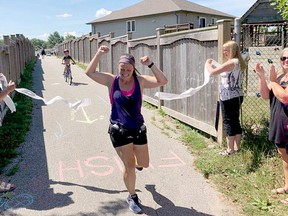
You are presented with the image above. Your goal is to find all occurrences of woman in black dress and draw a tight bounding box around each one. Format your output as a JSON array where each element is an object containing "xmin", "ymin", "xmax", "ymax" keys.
[{"xmin": 255, "ymin": 48, "xmax": 288, "ymax": 197}]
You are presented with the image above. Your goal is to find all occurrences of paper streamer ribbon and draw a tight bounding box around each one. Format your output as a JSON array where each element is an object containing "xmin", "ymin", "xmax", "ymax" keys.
[
  {"xmin": 0, "ymin": 74, "xmax": 91, "ymax": 112},
  {"xmin": 155, "ymin": 60, "xmax": 220, "ymax": 101}
]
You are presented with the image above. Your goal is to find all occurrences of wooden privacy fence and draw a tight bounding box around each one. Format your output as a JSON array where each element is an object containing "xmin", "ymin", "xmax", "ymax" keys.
[
  {"xmin": 0, "ymin": 34, "xmax": 35, "ymax": 122},
  {"xmin": 58, "ymin": 20, "xmax": 232, "ymax": 142}
]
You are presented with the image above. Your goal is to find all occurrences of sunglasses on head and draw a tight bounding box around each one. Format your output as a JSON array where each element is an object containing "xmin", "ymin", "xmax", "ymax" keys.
[{"xmin": 280, "ymin": 56, "xmax": 288, "ymax": 61}]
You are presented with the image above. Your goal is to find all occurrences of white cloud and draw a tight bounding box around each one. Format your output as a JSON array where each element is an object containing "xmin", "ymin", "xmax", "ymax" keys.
[
  {"xmin": 36, "ymin": 33, "xmax": 50, "ymax": 40},
  {"xmin": 95, "ymin": 8, "xmax": 111, "ymax": 18},
  {"xmin": 64, "ymin": 31, "xmax": 87, "ymax": 37},
  {"xmin": 64, "ymin": 32, "xmax": 76, "ymax": 36},
  {"xmin": 56, "ymin": 13, "xmax": 72, "ymax": 18}
]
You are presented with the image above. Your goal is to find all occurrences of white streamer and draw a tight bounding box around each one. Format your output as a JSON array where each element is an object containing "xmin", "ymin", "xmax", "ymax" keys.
[
  {"xmin": 0, "ymin": 74, "xmax": 91, "ymax": 112},
  {"xmin": 15, "ymin": 88, "xmax": 91, "ymax": 110},
  {"xmin": 155, "ymin": 60, "xmax": 220, "ymax": 101},
  {"xmin": 3, "ymin": 96, "xmax": 16, "ymax": 112}
]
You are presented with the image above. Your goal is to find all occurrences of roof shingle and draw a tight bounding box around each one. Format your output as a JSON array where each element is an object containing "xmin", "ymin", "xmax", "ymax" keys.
[{"xmin": 87, "ymin": 0, "xmax": 235, "ymax": 24}]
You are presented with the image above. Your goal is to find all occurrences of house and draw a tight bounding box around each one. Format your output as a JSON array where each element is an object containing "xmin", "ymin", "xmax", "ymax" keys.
[
  {"xmin": 240, "ymin": 0, "xmax": 287, "ymax": 47},
  {"xmin": 87, "ymin": 0, "xmax": 235, "ymax": 38},
  {"xmin": 240, "ymin": 0, "xmax": 284, "ymax": 24}
]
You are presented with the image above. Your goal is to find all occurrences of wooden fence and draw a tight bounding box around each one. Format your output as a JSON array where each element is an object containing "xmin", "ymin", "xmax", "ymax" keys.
[
  {"xmin": 0, "ymin": 34, "xmax": 35, "ymax": 123},
  {"xmin": 58, "ymin": 20, "xmax": 233, "ymax": 143}
]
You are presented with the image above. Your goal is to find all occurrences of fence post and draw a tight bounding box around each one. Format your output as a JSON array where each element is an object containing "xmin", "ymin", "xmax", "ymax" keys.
[
  {"xmin": 234, "ymin": 18, "xmax": 241, "ymax": 46},
  {"xmin": 216, "ymin": 19, "xmax": 233, "ymax": 144},
  {"xmin": 9, "ymin": 35, "xmax": 17, "ymax": 83},
  {"xmin": 156, "ymin": 28, "xmax": 165, "ymax": 108},
  {"xmin": 281, "ymin": 25, "xmax": 285, "ymax": 49},
  {"xmin": 127, "ymin": 32, "xmax": 132, "ymax": 54},
  {"xmin": 109, "ymin": 32, "xmax": 115, "ymax": 73},
  {"xmin": 3, "ymin": 36, "xmax": 11, "ymax": 81},
  {"xmin": 95, "ymin": 32, "xmax": 100, "ymax": 55},
  {"xmin": 14, "ymin": 35, "xmax": 21, "ymax": 81}
]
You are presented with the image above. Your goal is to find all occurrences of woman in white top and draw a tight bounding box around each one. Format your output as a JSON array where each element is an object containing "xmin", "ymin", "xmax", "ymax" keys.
[{"xmin": 206, "ymin": 40, "xmax": 246, "ymax": 156}]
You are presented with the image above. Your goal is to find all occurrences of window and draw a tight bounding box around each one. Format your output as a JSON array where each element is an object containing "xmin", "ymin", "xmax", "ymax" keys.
[
  {"xmin": 211, "ymin": 18, "xmax": 217, "ymax": 25},
  {"xmin": 92, "ymin": 25, "xmax": 96, "ymax": 34},
  {"xmin": 126, "ymin": 20, "xmax": 136, "ymax": 32},
  {"xmin": 199, "ymin": 17, "xmax": 206, "ymax": 28}
]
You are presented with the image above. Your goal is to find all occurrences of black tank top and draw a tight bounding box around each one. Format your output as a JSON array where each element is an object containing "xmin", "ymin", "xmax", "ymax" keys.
[{"xmin": 269, "ymin": 74, "xmax": 288, "ymax": 145}]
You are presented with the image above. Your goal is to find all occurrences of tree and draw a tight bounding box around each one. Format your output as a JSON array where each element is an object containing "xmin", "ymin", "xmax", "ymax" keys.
[
  {"xmin": 30, "ymin": 38, "xmax": 46, "ymax": 50},
  {"xmin": 47, "ymin": 31, "xmax": 64, "ymax": 48},
  {"xmin": 64, "ymin": 34, "xmax": 76, "ymax": 42},
  {"xmin": 270, "ymin": 0, "xmax": 288, "ymax": 19}
]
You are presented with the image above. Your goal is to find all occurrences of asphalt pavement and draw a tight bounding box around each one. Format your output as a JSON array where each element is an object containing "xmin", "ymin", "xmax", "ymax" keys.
[{"xmin": 0, "ymin": 56, "xmax": 240, "ymax": 216}]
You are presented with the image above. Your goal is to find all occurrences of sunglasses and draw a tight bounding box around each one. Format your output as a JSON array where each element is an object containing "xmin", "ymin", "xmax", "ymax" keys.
[
  {"xmin": 280, "ymin": 56, "xmax": 288, "ymax": 61},
  {"xmin": 281, "ymin": 81, "xmax": 288, "ymax": 87}
]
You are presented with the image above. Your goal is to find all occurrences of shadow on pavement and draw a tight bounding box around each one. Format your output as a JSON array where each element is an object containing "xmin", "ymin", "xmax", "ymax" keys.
[
  {"xmin": 0, "ymin": 59, "xmax": 73, "ymax": 213},
  {"xmin": 95, "ymin": 184, "xmax": 213, "ymax": 216},
  {"xmin": 50, "ymin": 179, "xmax": 127, "ymax": 194},
  {"xmin": 143, "ymin": 184, "xmax": 213, "ymax": 216},
  {"xmin": 71, "ymin": 82, "xmax": 88, "ymax": 86}
]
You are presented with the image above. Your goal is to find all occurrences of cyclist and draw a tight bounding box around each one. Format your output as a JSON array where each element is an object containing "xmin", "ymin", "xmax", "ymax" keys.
[{"xmin": 62, "ymin": 49, "xmax": 76, "ymax": 81}]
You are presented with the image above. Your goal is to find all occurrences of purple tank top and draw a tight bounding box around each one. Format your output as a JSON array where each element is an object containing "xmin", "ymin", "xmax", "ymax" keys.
[{"xmin": 110, "ymin": 75, "xmax": 144, "ymax": 130}]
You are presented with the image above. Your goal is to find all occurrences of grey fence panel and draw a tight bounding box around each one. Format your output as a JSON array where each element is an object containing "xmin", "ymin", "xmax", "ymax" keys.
[
  {"xmin": 74, "ymin": 41, "xmax": 79, "ymax": 62},
  {"xmin": 83, "ymin": 37, "xmax": 90, "ymax": 64},
  {"xmin": 161, "ymin": 39, "xmax": 218, "ymax": 133},
  {"xmin": 112, "ymin": 41, "xmax": 127, "ymax": 75},
  {"xmin": 78, "ymin": 39, "xmax": 84, "ymax": 63},
  {"xmin": 70, "ymin": 41, "xmax": 74, "ymax": 60},
  {"xmin": 90, "ymin": 39, "xmax": 98, "ymax": 61},
  {"xmin": 98, "ymin": 40, "xmax": 110, "ymax": 72}
]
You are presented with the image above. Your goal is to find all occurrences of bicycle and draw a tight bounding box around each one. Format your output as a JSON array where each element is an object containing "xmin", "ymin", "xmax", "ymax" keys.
[{"xmin": 63, "ymin": 63, "xmax": 75, "ymax": 85}]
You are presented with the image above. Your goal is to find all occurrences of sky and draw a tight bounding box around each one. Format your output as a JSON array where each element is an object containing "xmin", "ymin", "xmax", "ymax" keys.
[{"xmin": 0, "ymin": 0, "xmax": 257, "ymax": 41}]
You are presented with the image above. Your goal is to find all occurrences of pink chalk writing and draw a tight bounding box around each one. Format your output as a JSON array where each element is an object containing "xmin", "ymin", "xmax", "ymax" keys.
[
  {"xmin": 84, "ymin": 156, "xmax": 114, "ymax": 176},
  {"xmin": 58, "ymin": 150, "xmax": 186, "ymax": 181},
  {"xmin": 158, "ymin": 150, "xmax": 186, "ymax": 167},
  {"xmin": 59, "ymin": 160, "xmax": 84, "ymax": 181}
]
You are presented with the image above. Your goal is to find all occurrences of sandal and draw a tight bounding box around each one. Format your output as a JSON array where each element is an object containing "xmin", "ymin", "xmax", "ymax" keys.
[
  {"xmin": 271, "ymin": 188, "xmax": 288, "ymax": 194},
  {"xmin": 0, "ymin": 181, "xmax": 16, "ymax": 193},
  {"xmin": 219, "ymin": 149, "xmax": 235, "ymax": 156}
]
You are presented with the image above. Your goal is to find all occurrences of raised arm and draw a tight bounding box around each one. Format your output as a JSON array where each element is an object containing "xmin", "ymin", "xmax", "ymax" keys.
[
  {"xmin": 206, "ymin": 58, "xmax": 236, "ymax": 75},
  {"xmin": 85, "ymin": 45, "xmax": 114, "ymax": 87},
  {"xmin": 139, "ymin": 56, "xmax": 168, "ymax": 89},
  {"xmin": 0, "ymin": 80, "xmax": 16, "ymax": 101},
  {"xmin": 255, "ymin": 63, "xmax": 270, "ymax": 100},
  {"xmin": 267, "ymin": 64, "xmax": 288, "ymax": 104}
]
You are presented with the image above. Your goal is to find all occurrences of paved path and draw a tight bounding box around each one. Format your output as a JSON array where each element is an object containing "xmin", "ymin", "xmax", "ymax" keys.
[{"xmin": 0, "ymin": 56, "xmax": 240, "ymax": 216}]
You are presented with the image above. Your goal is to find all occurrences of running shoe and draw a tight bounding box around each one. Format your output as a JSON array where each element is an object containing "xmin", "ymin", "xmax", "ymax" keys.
[{"xmin": 127, "ymin": 194, "xmax": 143, "ymax": 214}]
